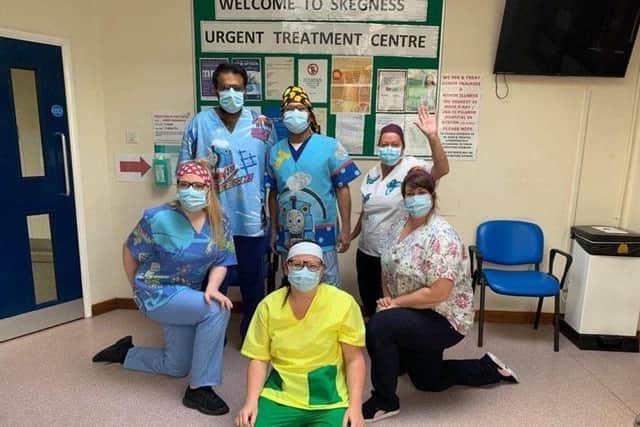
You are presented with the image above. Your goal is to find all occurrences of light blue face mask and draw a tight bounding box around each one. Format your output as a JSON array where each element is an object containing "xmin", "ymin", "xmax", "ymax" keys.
[
  {"xmin": 218, "ymin": 88, "xmax": 244, "ymax": 114},
  {"xmin": 378, "ymin": 146, "xmax": 402, "ymax": 166},
  {"xmin": 177, "ymin": 187, "xmax": 208, "ymax": 212},
  {"xmin": 404, "ymin": 194, "xmax": 433, "ymax": 218},
  {"xmin": 283, "ymin": 110, "xmax": 310, "ymax": 134},
  {"xmin": 288, "ymin": 267, "xmax": 320, "ymax": 292}
]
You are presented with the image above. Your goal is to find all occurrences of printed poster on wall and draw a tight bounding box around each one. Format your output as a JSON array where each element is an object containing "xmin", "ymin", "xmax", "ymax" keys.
[
  {"xmin": 335, "ymin": 113, "xmax": 365, "ymax": 154},
  {"xmin": 200, "ymin": 57, "xmax": 228, "ymax": 100},
  {"xmin": 406, "ymin": 68, "xmax": 438, "ymax": 112},
  {"xmin": 330, "ymin": 56, "xmax": 373, "ymax": 114},
  {"xmin": 438, "ymin": 74, "xmax": 480, "ymax": 160},
  {"xmin": 298, "ymin": 59, "xmax": 328, "ymax": 103},
  {"xmin": 231, "ymin": 58, "xmax": 262, "ymax": 100},
  {"xmin": 377, "ymin": 69, "xmax": 407, "ymax": 112},
  {"xmin": 265, "ymin": 57, "xmax": 294, "ymax": 100}
]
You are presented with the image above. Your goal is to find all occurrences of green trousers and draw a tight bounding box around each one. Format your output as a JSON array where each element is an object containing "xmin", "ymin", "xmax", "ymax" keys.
[{"xmin": 254, "ymin": 397, "xmax": 347, "ymax": 427}]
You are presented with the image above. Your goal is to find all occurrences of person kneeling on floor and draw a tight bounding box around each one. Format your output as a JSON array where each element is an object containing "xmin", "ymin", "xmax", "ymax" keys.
[
  {"xmin": 362, "ymin": 167, "xmax": 519, "ymax": 423},
  {"xmin": 92, "ymin": 160, "xmax": 236, "ymax": 416}
]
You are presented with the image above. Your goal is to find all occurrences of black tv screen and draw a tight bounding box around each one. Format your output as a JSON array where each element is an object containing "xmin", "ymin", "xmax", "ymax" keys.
[{"xmin": 494, "ymin": 0, "xmax": 640, "ymax": 77}]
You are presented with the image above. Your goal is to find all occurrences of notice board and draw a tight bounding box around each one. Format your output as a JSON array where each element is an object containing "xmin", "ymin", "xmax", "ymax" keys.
[{"xmin": 193, "ymin": 0, "xmax": 444, "ymax": 157}]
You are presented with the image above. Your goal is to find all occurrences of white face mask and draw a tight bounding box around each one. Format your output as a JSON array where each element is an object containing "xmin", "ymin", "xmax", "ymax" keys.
[
  {"xmin": 283, "ymin": 110, "xmax": 309, "ymax": 134},
  {"xmin": 218, "ymin": 88, "xmax": 244, "ymax": 114}
]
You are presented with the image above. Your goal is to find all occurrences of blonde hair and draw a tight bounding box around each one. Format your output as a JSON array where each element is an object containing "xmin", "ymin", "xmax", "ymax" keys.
[{"xmin": 173, "ymin": 160, "xmax": 225, "ymax": 244}]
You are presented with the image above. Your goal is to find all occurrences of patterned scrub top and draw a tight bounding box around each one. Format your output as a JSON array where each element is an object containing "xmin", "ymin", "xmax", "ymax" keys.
[
  {"xmin": 178, "ymin": 108, "xmax": 278, "ymax": 237},
  {"xmin": 126, "ymin": 204, "xmax": 237, "ymax": 312},
  {"xmin": 381, "ymin": 214, "xmax": 474, "ymax": 335},
  {"xmin": 265, "ymin": 134, "xmax": 360, "ymax": 252}
]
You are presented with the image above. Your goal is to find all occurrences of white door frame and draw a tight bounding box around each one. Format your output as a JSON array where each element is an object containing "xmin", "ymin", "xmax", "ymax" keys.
[{"xmin": 0, "ymin": 27, "xmax": 93, "ymax": 317}]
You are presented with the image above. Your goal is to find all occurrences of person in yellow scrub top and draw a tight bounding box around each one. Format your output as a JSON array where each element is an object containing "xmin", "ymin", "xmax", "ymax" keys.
[{"xmin": 235, "ymin": 240, "xmax": 366, "ymax": 427}]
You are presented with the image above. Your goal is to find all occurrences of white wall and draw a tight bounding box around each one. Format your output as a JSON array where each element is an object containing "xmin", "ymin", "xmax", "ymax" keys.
[{"xmin": 3, "ymin": 0, "xmax": 640, "ymax": 315}]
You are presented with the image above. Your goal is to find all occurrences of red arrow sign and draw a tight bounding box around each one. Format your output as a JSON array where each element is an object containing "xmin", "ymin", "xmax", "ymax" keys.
[{"xmin": 119, "ymin": 157, "xmax": 151, "ymax": 176}]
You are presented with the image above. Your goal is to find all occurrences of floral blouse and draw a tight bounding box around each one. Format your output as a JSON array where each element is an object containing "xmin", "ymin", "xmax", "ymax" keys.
[{"xmin": 381, "ymin": 214, "xmax": 474, "ymax": 335}]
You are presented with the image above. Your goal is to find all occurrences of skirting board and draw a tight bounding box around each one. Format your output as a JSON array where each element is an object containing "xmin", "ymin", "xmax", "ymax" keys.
[{"xmin": 92, "ymin": 298, "xmax": 556, "ymax": 324}]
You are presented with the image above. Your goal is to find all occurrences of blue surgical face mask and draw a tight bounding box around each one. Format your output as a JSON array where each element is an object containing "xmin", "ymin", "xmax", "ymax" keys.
[
  {"xmin": 288, "ymin": 267, "xmax": 320, "ymax": 292},
  {"xmin": 404, "ymin": 194, "xmax": 433, "ymax": 218},
  {"xmin": 378, "ymin": 146, "xmax": 402, "ymax": 166},
  {"xmin": 177, "ymin": 187, "xmax": 208, "ymax": 212},
  {"xmin": 283, "ymin": 110, "xmax": 310, "ymax": 134},
  {"xmin": 218, "ymin": 88, "xmax": 244, "ymax": 114}
]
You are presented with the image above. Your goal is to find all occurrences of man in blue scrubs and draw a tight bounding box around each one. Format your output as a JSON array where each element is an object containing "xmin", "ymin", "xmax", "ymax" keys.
[{"xmin": 178, "ymin": 63, "xmax": 278, "ymax": 338}]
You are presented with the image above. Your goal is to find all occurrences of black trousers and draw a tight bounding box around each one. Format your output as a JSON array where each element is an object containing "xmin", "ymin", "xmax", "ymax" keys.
[
  {"xmin": 356, "ymin": 249, "xmax": 383, "ymax": 317},
  {"xmin": 366, "ymin": 308, "xmax": 502, "ymax": 410}
]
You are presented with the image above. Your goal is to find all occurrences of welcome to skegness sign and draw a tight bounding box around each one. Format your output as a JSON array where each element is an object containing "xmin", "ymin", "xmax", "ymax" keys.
[
  {"xmin": 201, "ymin": 21, "xmax": 439, "ymax": 58},
  {"xmin": 214, "ymin": 0, "xmax": 428, "ymax": 21}
]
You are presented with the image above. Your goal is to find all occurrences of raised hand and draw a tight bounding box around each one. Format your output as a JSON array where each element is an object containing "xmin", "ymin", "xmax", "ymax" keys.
[{"xmin": 414, "ymin": 104, "xmax": 438, "ymax": 138}]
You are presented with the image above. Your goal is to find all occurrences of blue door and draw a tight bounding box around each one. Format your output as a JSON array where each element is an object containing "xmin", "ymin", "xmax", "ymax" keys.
[{"xmin": 0, "ymin": 37, "xmax": 83, "ymax": 340}]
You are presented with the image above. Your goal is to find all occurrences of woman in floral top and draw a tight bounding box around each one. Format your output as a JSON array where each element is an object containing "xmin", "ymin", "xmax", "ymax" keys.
[
  {"xmin": 362, "ymin": 167, "xmax": 519, "ymax": 423},
  {"xmin": 92, "ymin": 161, "xmax": 236, "ymax": 416}
]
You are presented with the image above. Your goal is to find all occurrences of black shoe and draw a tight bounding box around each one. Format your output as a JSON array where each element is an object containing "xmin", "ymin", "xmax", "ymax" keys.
[
  {"xmin": 183, "ymin": 386, "xmax": 230, "ymax": 416},
  {"xmin": 484, "ymin": 352, "xmax": 519, "ymax": 383},
  {"xmin": 92, "ymin": 336, "xmax": 133, "ymax": 364},
  {"xmin": 362, "ymin": 396, "xmax": 400, "ymax": 423}
]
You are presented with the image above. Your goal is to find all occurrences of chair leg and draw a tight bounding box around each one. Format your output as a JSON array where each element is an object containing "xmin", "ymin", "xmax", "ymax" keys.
[
  {"xmin": 534, "ymin": 297, "xmax": 544, "ymax": 330},
  {"xmin": 478, "ymin": 281, "xmax": 486, "ymax": 347},
  {"xmin": 554, "ymin": 293, "xmax": 560, "ymax": 352}
]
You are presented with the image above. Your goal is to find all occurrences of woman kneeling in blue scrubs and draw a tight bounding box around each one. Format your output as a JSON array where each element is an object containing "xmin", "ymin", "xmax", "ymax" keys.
[{"xmin": 93, "ymin": 160, "xmax": 237, "ymax": 416}]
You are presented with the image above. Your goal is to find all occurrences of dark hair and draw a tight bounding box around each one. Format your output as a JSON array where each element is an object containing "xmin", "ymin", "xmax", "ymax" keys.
[
  {"xmin": 212, "ymin": 62, "xmax": 248, "ymax": 89},
  {"xmin": 378, "ymin": 123, "xmax": 405, "ymax": 148},
  {"xmin": 401, "ymin": 167, "xmax": 436, "ymax": 198}
]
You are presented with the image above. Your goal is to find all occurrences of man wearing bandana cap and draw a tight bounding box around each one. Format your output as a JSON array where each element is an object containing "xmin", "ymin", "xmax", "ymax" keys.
[{"xmin": 266, "ymin": 86, "xmax": 361, "ymax": 286}]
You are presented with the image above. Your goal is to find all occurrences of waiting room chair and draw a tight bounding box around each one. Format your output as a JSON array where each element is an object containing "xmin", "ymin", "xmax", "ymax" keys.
[{"xmin": 468, "ymin": 220, "xmax": 572, "ymax": 352}]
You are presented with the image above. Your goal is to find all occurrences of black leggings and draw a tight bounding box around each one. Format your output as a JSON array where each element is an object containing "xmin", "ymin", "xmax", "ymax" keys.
[
  {"xmin": 356, "ymin": 249, "xmax": 383, "ymax": 317},
  {"xmin": 366, "ymin": 308, "xmax": 502, "ymax": 410}
]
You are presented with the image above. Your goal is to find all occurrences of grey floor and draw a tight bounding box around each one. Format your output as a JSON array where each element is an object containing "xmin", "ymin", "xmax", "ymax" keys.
[{"xmin": 1, "ymin": 310, "xmax": 638, "ymax": 427}]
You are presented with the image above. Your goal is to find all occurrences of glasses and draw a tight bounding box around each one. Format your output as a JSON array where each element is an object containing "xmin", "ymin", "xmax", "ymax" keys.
[
  {"xmin": 287, "ymin": 260, "xmax": 323, "ymax": 272},
  {"xmin": 177, "ymin": 181, "xmax": 208, "ymax": 191}
]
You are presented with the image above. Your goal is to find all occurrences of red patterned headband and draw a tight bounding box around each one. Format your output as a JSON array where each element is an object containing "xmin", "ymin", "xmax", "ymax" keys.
[{"xmin": 177, "ymin": 162, "xmax": 211, "ymax": 185}]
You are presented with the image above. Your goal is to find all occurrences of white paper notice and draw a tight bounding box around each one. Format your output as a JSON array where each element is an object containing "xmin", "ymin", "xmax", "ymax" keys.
[
  {"xmin": 377, "ymin": 70, "xmax": 407, "ymax": 112},
  {"xmin": 314, "ymin": 107, "xmax": 328, "ymax": 135},
  {"xmin": 299, "ymin": 59, "xmax": 328, "ymax": 103},
  {"xmin": 335, "ymin": 114, "xmax": 365, "ymax": 154},
  {"xmin": 266, "ymin": 57, "xmax": 294, "ymax": 100},
  {"xmin": 438, "ymin": 74, "xmax": 480, "ymax": 160},
  {"xmin": 374, "ymin": 114, "xmax": 403, "ymax": 153},
  {"xmin": 403, "ymin": 114, "xmax": 430, "ymax": 157},
  {"xmin": 152, "ymin": 113, "xmax": 191, "ymax": 145}
]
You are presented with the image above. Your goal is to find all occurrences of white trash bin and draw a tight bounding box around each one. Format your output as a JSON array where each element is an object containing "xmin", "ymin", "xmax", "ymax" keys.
[{"xmin": 561, "ymin": 225, "xmax": 640, "ymax": 352}]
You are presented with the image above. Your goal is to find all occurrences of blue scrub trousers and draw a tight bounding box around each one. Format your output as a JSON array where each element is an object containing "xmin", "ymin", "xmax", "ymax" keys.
[{"xmin": 123, "ymin": 288, "xmax": 230, "ymax": 388}]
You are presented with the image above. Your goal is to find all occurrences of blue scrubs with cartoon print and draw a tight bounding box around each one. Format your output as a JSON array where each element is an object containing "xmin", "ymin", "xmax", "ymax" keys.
[
  {"xmin": 266, "ymin": 134, "xmax": 360, "ymax": 285},
  {"xmin": 123, "ymin": 204, "xmax": 237, "ymax": 388}
]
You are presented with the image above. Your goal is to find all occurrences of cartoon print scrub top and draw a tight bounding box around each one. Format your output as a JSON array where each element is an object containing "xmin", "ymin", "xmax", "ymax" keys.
[{"xmin": 126, "ymin": 204, "xmax": 237, "ymax": 312}]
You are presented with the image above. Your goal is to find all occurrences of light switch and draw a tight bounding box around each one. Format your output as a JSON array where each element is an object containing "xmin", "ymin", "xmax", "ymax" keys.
[{"xmin": 126, "ymin": 129, "xmax": 139, "ymax": 144}]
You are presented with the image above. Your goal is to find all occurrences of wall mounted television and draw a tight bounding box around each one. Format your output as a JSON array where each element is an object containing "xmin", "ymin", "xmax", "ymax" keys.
[{"xmin": 493, "ymin": 0, "xmax": 640, "ymax": 77}]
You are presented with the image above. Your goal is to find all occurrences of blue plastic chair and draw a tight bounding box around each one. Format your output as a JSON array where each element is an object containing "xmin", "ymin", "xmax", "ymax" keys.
[{"xmin": 469, "ymin": 220, "xmax": 572, "ymax": 352}]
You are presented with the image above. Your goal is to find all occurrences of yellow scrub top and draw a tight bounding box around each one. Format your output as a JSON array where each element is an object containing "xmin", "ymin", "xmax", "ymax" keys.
[{"xmin": 241, "ymin": 284, "xmax": 365, "ymax": 410}]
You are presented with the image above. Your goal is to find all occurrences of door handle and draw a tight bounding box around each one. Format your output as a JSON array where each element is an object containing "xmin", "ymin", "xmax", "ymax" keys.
[{"xmin": 55, "ymin": 132, "xmax": 71, "ymax": 197}]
